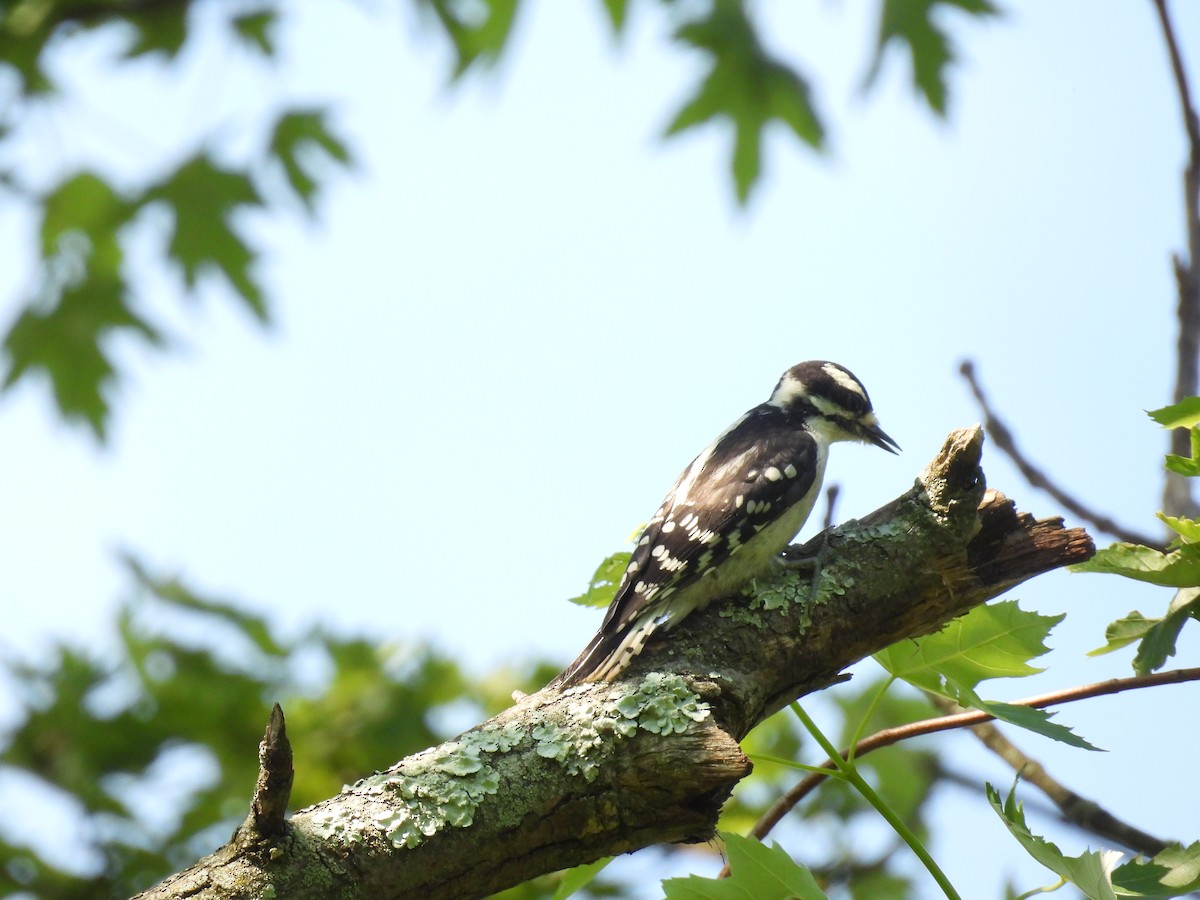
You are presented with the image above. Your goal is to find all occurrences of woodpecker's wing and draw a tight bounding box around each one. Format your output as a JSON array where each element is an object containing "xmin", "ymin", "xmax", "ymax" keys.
[{"xmin": 599, "ymin": 405, "xmax": 820, "ymax": 636}]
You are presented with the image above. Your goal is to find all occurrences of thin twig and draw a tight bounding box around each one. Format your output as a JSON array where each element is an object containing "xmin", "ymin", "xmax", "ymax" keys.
[
  {"xmin": 959, "ymin": 360, "xmax": 1165, "ymax": 549},
  {"xmin": 926, "ymin": 694, "xmax": 1167, "ymax": 856},
  {"xmin": 750, "ymin": 667, "xmax": 1200, "ymax": 844},
  {"xmin": 1152, "ymin": 0, "xmax": 1200, "ymax": 183},
  {"xmin": 821, "ymin": 484, "xmax": 840, "ymax": 530},
  {"xmin": 1151, "ymin": 0, "xmax": 1200, "ymax": 517}
]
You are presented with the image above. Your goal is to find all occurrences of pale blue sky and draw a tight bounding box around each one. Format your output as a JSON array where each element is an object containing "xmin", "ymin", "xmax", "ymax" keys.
[{"xmin": 2, "ymin": 1, "xmax": 1198, "ymax": 895}]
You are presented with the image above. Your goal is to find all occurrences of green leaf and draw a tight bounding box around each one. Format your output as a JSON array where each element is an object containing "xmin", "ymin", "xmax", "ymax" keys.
[
  {"xmin": 232, "ymin": 11, "xmax": 277, "ymax": 56},
  {"xmin": 551, "ymin": 857, "xmax": 612, "ymax": 899},
  {"xmin": 1148, "ymin": 398, "xmax": 1200, "ymax": 429},
  {"xmin": 146, "ymin": 154, "xmax": 267, "ymax": 319},
  {"xmin": 3, "ymin": 173, "xmax": 158, "ymax": 438},
  {"xmin": 877, "ymin": 602, "xmax": 1097, "ymax": 749},
  {"xmin": 987, "ymin": 783, "xmax": 1122, "ymax": 900},
  {"xmin": 2, "ymin": 273, "xmax": 153, "ymax": 439},
  {"xmin": 1160, "ymin": 420, "xmax": 1200, "ymax": 474},
  {"xmin": 865, "ymin": 0, "xmax": 999, "ymax": 114},
  {"xmin": 874, "ymin": 599, "xmax": 1062, "ymax": 692},
  {"xmin": 1089, "ymin": 588, "xmax": 1200, "ymax": 674},
  {"xmin": 1090, "ymin": 611, "xmax": 1159, "ymax": 655},
  {"xmin": 1166, "ymin": 454, "xmax": 1200, "ymax": 477},
  {"xmin": 569, "ymin": 552, "xmax": 631, "ymax": 608},
  {"xmin": 666, "ymin": 3, "xmax": 823, "ymax": 203},
  {"xmin": 1112, "ymin": 842, "xmax": 1200, "ymax": 896},
  {"xmin": 40, "ymin": 172, "xmax": 138, "ymax": 256},
  {"xmin": 599, "ymin": 0, "xmax": 628, "ymax": 35},
  {"xmin": 423, "ymin": 0, "xmax": 522, "ymax": 76},
  {"xmin": 268, "ymin": 109, "xmax": 353, "ymax": 212},
  {"xmin": 1071, "ymin": 542, "xmax": 1200, "ymax": 587},
  {"xmin": 969, "ymin": 696, "xmax": 1100, "ymax": 751},
  {"xmin": 124, "ymin": 4, "xmax": 189, "ymax": 60},
  {"xmin": 663, "ymin": 831, "xmax": 826, "ymax": 899},
  {"xmin": 1158, "ymin": 512, "xmax": 1200, "ymax": 543},
  {"xmin": 0, "ymin": 16, "xmax": 58, "ymax": 96}
]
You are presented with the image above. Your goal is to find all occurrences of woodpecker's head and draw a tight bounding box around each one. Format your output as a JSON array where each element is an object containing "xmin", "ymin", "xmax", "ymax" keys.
[{"xmin": 769, "ymin": 360, "xmax": 900, "ymax": 454}]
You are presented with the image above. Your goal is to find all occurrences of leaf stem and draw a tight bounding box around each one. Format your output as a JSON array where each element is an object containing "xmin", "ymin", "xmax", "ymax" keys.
[
  {"xmin": 747, "ymin": 752, "xmax": 851, "ymax": 778},
  {"xmin": 1013, "ymin": 876, "xmax": 1067, "ymax": 899},
  {"xmin": 790, "ymin": 702, "xmax": 961, "ymax": 900},
  {"xmin": 846, "ymin": 674, "xmax": 895, "ymax": 762}
]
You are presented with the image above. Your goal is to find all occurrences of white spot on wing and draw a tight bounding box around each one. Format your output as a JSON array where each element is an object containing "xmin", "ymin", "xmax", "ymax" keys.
[{"xmin": 764, "ymin": 466, "xmax": 782, "ymax": 482}]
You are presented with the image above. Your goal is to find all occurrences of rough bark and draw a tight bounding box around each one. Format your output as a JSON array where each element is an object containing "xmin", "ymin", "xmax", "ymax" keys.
[{"xmin": 134, "ymin": 426, "xmax": 1094, "ymax": 900}]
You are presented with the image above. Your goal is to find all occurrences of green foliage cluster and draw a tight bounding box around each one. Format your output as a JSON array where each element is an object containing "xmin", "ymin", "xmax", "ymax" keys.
[
  {"xmin": 0, "ymin": 0, "xmax": 995, "ymax": 440},
  {"xmin": 1075, "ymin": 401, "xmax": 1200, "ymax": 674},
  {"xmin": 0, "ymin": 3, "xmax": 350, "ymax": 439},
  {"xmin": 0, "ymin": 556, "xmax": 529, "ymax": 899}
]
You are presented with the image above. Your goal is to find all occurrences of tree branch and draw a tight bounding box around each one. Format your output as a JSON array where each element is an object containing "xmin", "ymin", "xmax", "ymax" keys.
[
  {"xmin": 960, "ymin": 360, "xmax": 1165, "ymax": 548},
  {"xmin": 134, "ymin": 426, "xmax": 1094, "ymax": 900},
  {"xmin": 1151, "ymin": 0, "xmax": 1200, "ymax": 516},
  {"xmin": 749, "ymin": 667, "xmax": 1199, "ymax": 852}
]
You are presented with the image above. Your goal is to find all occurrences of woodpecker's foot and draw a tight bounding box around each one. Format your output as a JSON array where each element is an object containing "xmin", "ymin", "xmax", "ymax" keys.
[{"xmin": 777, "ymin": 534, "xmax": 831, "ymax": 598}]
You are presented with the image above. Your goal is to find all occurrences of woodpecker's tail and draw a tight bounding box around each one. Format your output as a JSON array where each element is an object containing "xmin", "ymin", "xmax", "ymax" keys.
[{"xmin": 550, "ymin": 619, "xmax": 660, "ymax": 688}]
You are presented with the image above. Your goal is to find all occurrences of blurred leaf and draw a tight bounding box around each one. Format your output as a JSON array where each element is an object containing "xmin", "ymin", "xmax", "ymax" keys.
[
  {"xmin": 422, "ymin": 0, "xmax": 522, "ymax": 76},
  {"xmin": 268, "ymin": 109, "xmax": 353, "ymax": 212},
  {"xmin": 569, "ymin": 551, "xmax": 630, "ymax": 607},
  {"xmin": 1089, "ymin": 588, "xmax": 1200, "ymax": 674},
  {"xmin": 2, "ymin": 274, "xmax": 155, "ymax": 439},
  {"xmin": 1, "ymin": 554, "xmax": 489, "ymax": 897},
  {"xmin": 599, "ymin": 0, "xmax": 628, "ymax": 35},
  {"xmin": 39, "ymin": 172, "xmax": 138, "ymax": 255},
  {"xmin": 1071, "ymin": 542, "xmax": 1200, "ymax": 587},
  {"xmin": 124, "ymin": 4, "xmax": 189, "ymax": 60},
  {"xmin": 667, "ymin": 1, "xmax": 823, "ymax": 203},
  {"xmin": 2, "ymin": 173, "xmax": 159, "ymax": 438},
  {"xmin": 146, "ymin": 154, "xmax": 267, "ymax": 319},
  {"xmin": 1148, "ymin": 398, "xmax": 1200, "ymax": 429},
  {"xmin": 663, "ymin": 832, "xmax": 826, "ymax": 899},
  {"xmin": 847, "ymin": 870, "xmax": 910, "ymax": 900},
  {"xmin": 123, "ymin": 555, "xmax": 288, "ymax": 659},
  {"xmin": 0, "ymin": 13, "xmax": 57, "ymax": 95},
  {"xmin": 987, "ymin": 782, "xmax": 1121, "ymax": 900},
  {"xmin": 865, "ymin": 0, "xmax": 999, "ymax": 114},
  {"xmin": 232, "ymin": 10, "xmax": 278, "ymax": 56},
  {"xmin": 874, "ymin": 600, "xmax": 1061, "ymax": 692},
  {"xmin": 830, "ymin": 678, "xmax": 941, "ymax": 821},
  {"xmin": 550, "ymin": 857, "xmax": 612, "ymax": 899}
]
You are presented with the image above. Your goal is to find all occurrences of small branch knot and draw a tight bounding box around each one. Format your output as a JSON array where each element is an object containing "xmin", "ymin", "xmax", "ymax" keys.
[{"xmin": 249, "ymin": 703, "xmax": 293, "ymax": 838}]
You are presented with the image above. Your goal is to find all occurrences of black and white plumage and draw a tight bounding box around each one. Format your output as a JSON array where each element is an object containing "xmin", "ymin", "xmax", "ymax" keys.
[{"xmin": 555, "ymin": 360, "xmax": 898, "ymax": 686}]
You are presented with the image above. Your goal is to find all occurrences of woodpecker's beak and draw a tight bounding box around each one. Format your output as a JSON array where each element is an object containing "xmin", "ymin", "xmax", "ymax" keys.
[{"xmin": 860, "ymin": 421, "xmax": 900, "ymax": 454}]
